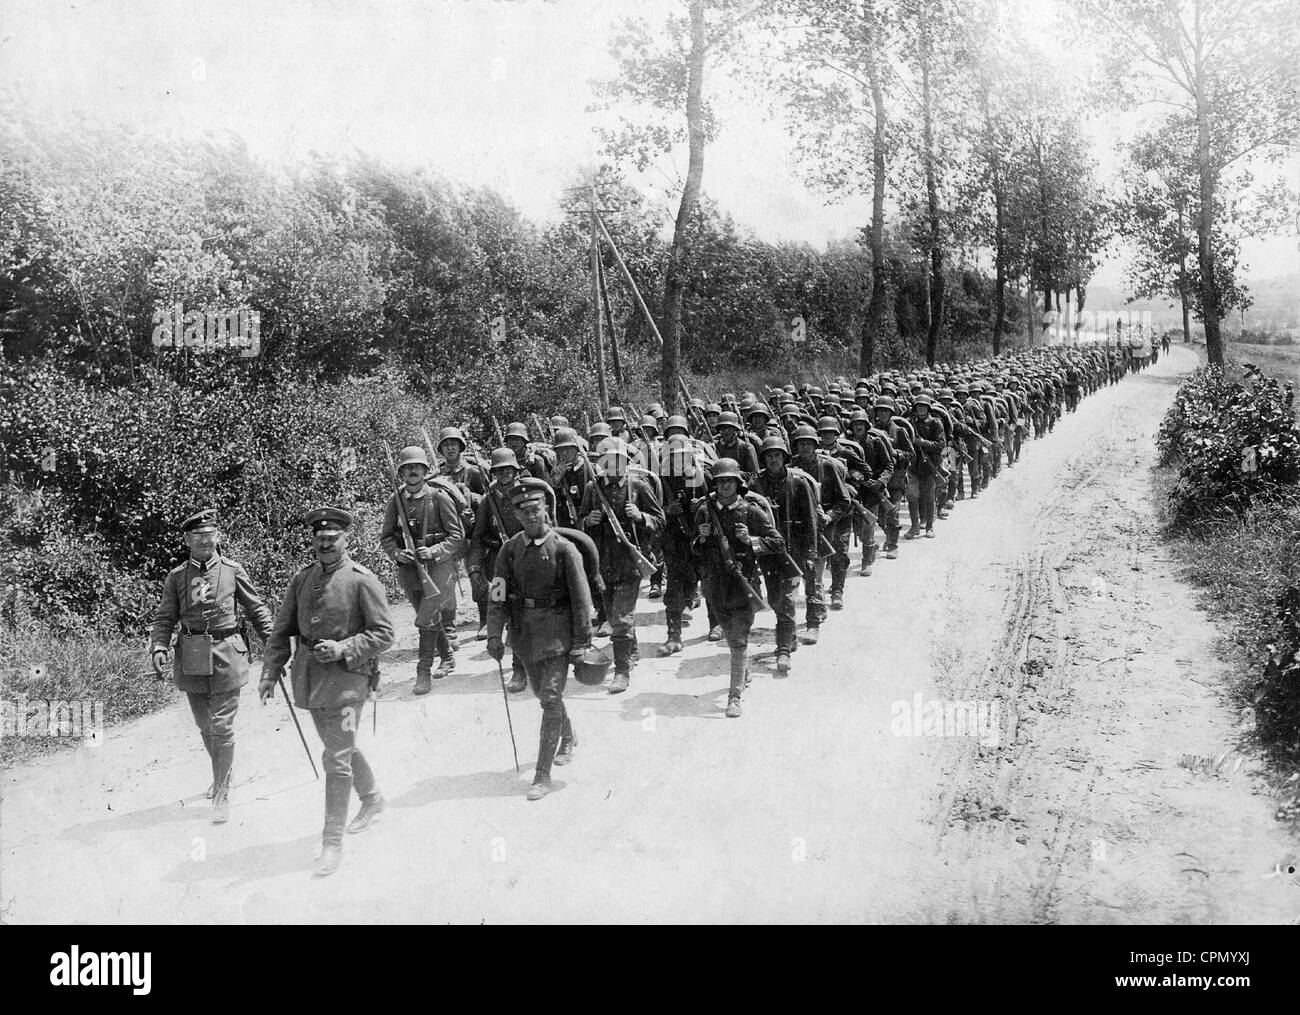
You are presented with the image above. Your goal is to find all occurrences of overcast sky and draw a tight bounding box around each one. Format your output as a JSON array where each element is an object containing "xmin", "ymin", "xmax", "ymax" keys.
[{"xmin": 2, "ymin": 0, "xmax": 1295, "ymax": 289}]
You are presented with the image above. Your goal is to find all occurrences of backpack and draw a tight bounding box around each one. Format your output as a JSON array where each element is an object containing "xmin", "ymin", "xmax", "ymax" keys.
[{"xmin": 429, "ymin": 475, "xmax": 476, "ymax": 532}]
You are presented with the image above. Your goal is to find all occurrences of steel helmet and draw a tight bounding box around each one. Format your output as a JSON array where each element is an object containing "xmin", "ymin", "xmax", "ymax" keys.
[
  {"xmin": 397, "ymin": 445, "xmax": 430, "ymax": 470},
  {"xmin": 489, "ymin": 448, "xmax": 520, "ymax": 471},
  {"xmin": 747, "ymin": 403, "xmax": 772, "ymax": 422},
  {"xmin": 552, "ymin": 427, "xmax": 580, "ymax": 451},
  {"xmin": 639, "ymin": 414, "xmax": 659, "ymax": 432},
  {"xmin": 663, "ymin": 415, "xmax": 690, "ymax": 437},
  {"xmin": 791, "ymin": 424, "xmax": 819, "ymax": 447},
  {"xmin": 573, "ymin": 645, "xmax": 613, "ymax": 686},
  {"xmin": 710, "ymin": 457, "xmax": 747, "ymax": 485},
  {"xmin": 873, "ymin": 396, "xmax": 896, "ymax": 413},
  {"xmin": 437, "ymin": 427, "xmax": 466, "ymax": 452},
  {"xmin": 816, "ymin": 416, "xmax": 841, "ymax": 435},
  {"xmin": 504, "ymin": 421, "xmax": 530, "ymax": 442},
  {"xmin": 779, "ymin": 402, "xmax": 802, "ymax": 418},
  {"xmin": 550, "ymin": 414, "xmax": 570, "ymax": 429},
  {"xmin": 605, "ymin": 406, "xmax": 627, "ymax": 424},
  {"xmin": 716, "ymin": 411, "xmax": 742, "ymax": 431},
  {"xmin": 913, "ymin": 393, "xmax": 933, "ymax": 408}
]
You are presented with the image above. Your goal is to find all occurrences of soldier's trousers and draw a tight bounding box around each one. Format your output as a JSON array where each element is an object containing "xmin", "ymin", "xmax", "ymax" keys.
[
  {"xmin": 705, "ymin": 600, "xmax": 754, "ymax": 699},
  {"xmin": 187, "ymin": 688, "xmax": 239, "ymax": 797},
  {"xmin": 311, "ymin": 703, "xmax": 378, "ymax": 848},
  {"xmin": 800, "ymin": 553, "xmax": 825, "ymax": 628},
  {"xmin": 601, "ymin": 579, "xmax": 640, "ymax": 673},
  {"xmin": 857, "ymin": 499, "xmax": 883, "ymax": 564},
  {"xmin": 528, "ymin": 654, "xmax": 572, "ymax": 782},
  {"xmin": 762, "ymin": 570, "xmax": 802, "ymax": 654},
  {"xmin": 1065, "ymin": 387, "xmax": 1080, "ymax": 412},
  {"xmin": 907, "ymin": 472, "xmax": 937, "ymax": 530},
  {"xmin": 885, "ymin": 485, "xmax": 905, "ymax": 549},
  {"xmin": 816, "ymin": 519, "xmax": 853, "ymax": 596},
  {"xmin": 397, "ymin": 571, "xmax": 452, "ymax": 668},
  {"xmin": 661, "ymin": 541, "xmax": 698, "ymax": 642}
]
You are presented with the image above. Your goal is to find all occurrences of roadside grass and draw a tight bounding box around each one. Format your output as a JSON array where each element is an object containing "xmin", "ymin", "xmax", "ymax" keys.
[
  {"xmin": 0, "ymin": 608, "xmax": 176, "ymax": 767},
  {"xmin": 1152, "ymin": 439, "xmax": 1300, "ymax": 830}
]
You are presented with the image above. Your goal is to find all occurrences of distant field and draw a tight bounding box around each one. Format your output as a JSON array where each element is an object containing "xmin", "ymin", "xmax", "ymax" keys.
[{"xmin": 1225, "ymin": 340, "xmax": 1300, "ymax": 384}]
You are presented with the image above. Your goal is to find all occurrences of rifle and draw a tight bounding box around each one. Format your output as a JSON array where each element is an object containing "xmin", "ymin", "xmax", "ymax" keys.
[
  {"xmin": 590, "ymin": 477, "xmax": 656, "ymax": 580},
  {"xmin": 382, "ymin": 441, "xmax": 441, "ymax": 627},
  {"xmin": 490, "ymin": 414, "xmax": 505, "ymax": 448},
  {"xmin": 704, "ymin": 494, "xmax": 768, "ymax": 612},
  {"xmin": 531, "ymin": 412, "xmax": 553, "ymax": 445},
  {"xmin": 468, "ymin": 437, "xmax": 513, "ymax": 546}
]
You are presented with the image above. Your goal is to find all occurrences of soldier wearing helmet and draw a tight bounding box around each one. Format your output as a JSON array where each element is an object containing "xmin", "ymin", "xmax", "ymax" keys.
[
  {"xmin": 546, "ymin": 427, "xmax": 596, "ymax": 531},
  {"xmin": 693, "ymin": 458, "xmax": 784, "ymax": 718},
  {"xmin": 904, "ymin": 394, "xmax": 946, "ymax": 540},
  {"xmin": 486, "ymin": 478, "xmax": 594, "ymax": 802},
  {"xmin": 753, "ymin": 433, "xmax": 819, "ymax": 673},
  {"xmin": 845, "ymin": 409, "xmax": 896, "ymax": 575},
  {"xmin": 503, "ymin": 421, "xmax": 554, "ymax": 481},
  {"xmin": 577, "ymin": 437, "xmax": 666, "ymax": 694},
  {"xmin": 380, "ymin": 445, "xmax": 468, "ymax": 691},
  {"xmin": 710, "ymin": 410, "xmax": 760, "ymax": 482},
  {"xmin": 469, "ymin": 448, "xmax": 530, "ymax": 692},
  {"xmin": 791, "ymin": 423, "xmax": 853, "ymax": 619},
  {"xmin": 657, "ymin": 432, "xmax": 707, "ymax": 656},
  {"xmin": 431, "ymin": 425, "xmax": 486, "ymax": 652},
  {"xmin": 871, "ymin": 396, "xmax": 912, "ymax": 559}
]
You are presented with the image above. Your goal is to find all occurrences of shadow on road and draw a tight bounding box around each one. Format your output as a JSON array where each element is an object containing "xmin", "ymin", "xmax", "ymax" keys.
[
  {"xmin": 388, "ymin": 767, "xmax": 532, "ymax": 808},
  {"xmin": 161, "ymin": 834, "xmax": 319, "ymax": 887}
]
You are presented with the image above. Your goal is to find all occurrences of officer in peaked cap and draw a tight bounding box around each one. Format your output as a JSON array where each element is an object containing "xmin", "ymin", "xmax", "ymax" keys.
[
  {"xmin": 259, "ymin": 506, "xmax": 395, "ymax": 877},
  {"xmin": 487, "ymin": 477, "xmax": 594, "ymax": 801},
  {"xmin": 150, "ymin": 509, "xmax": 276, "ymax": 824}
]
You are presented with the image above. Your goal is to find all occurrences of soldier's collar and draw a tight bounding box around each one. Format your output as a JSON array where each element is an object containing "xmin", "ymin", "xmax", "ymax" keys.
[
  {"xmin": 402, "ymin": 484, "xmax": 429, "ymax": 499},
  {"xmin": 320, "ymin": 553, "xmax": 350, "ymax": 574},
  {"xmin": 189, "ymin": 554, "xmax": 219, "ymax": 571}
]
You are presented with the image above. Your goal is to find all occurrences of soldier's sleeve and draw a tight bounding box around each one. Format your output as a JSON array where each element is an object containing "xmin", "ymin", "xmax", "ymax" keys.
[
  {"xmin": 873, "ymin": 438, "xmax": 893, "ymax": 487},
  {"xmin": 149, "ymin": 569, "xmax": 181, "ymax": 650},
  {"xmin": 261, "ymin": 573, "xmax": 302, "ymax": 677},
  {"xmin": 232, "ymin": 563, "xmax": 276, "ymax": 643},
  {"xmin": 379, "ymin": 494, "xmax": 402, "ymax": 561},
  {"xmin": 340, "ymin": 571, "xmax": 395, "ymax": 671},
  {"xmin": 824, "ymin": 458, "xmax": 853, "ymax": 523},
  {"xmin": 577, "ymin": 482, "xmax": 599, "ymax": 529},
  {"xmin": 467, "ymin": 497, "xmax": 490, "ymax": 573},
  {"xmin": 690, "ymin": 501, "xmax": 711, "ymax": 552},
  {"xmin": 634, "ymin": 477, "xmax": 665, "ymax": 535},
  {"xmin": 486, "ymin": 542, "xmax": 513, "ymax": 641},
  {"xmin": 560, "ymin": 542, "xmax": 593, "ymax": 648},
  {"xmin": 431, "ymin": 491, "xmax": 467, "ymax": 564}
]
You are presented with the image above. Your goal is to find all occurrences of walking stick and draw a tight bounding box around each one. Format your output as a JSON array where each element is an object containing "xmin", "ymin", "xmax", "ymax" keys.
[
  {"xmin": 495, "ymin": 656, "xmax": 520, "ymax": 772},
  {"xmin": 276, "ymin": 674, "xmax": 319, "ymax": 780}
]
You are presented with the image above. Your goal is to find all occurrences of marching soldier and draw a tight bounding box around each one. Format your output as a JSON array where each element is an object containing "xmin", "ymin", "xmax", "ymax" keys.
[
  {"xmin": 150, "ymin": 509, "xmax": 275, "ymax": 824},
  {"xmin": 790, "ymin": 423, "xmax": 853, "ymax": 617},
  {"xmin": 469, "ymin": 448, "xmax": 529, "ymax": 692},
  {"xmin": 658, "ymin": 430, "xmax": 706, "ymax": 656},
  {"xmin": 693, "ymin": 459, "xmax": 784, "ymax": 717},
  {"xmin": 435, "ymin": 426, "xmax": 487, "ymax": 643},
  {"xmin": 503, "ymin": 422, "xmax": 553, "ymax": 480},
  {"xmin": 754, "ymin": 434, "xmax": 819, "ymax": 673},
  {"xmin": 547, "ymin": 427, "xmax": 596, "ymax": 530},
  {"xmin": 711, "ymin": 410, "xmax": 760, "ymax": 478},
  {"xmin": 486, "ymin": 477, "xmax": 595, "ymax": 801},
  {"xmin": 905, "ymin": 394, "xmax": 946, "ymax": 539},
  {"xmin": 380, "ymin": 445, "xmax": 466, "ymax": 692},
  {"xmin": 845, "ymin": 409, "xmax": 895, "ymax": 574},
  {"xmin": 871, "ymin": 396, "xmax": 910, "ymax": 559},
  {"xmin": 579, "ymin": 437, "xmax": 665, "ymax": 693},
  {"xmin": 258, "ymin": 507, "xmax": 395, "ymax": 878}
]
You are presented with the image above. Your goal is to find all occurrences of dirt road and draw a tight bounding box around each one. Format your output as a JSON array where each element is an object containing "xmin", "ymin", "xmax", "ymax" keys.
[{"xmin": 4, "ymin": 344, "xmax": 1298, "ymax": 923}]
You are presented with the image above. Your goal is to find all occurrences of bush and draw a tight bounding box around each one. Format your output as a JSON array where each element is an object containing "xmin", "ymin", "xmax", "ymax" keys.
[{"xmin": 1156, "ymin": 364, "xmax": 1300, "ymax": 524}]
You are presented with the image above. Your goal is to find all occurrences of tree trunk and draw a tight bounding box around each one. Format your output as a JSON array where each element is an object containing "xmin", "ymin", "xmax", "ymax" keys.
[
  {"xmin": 1193, "ymin": 2, "xmax": 1222, "ymax": 366},
  {"xmin": 919, "ymin": 4, "xmax": 943, "ymax": 368},
  {"xmin": 862, "ymin": 3, "xmax": 886, "ymax": 376},
  {"xmin": 1176, "ymin": 201, "xmax": 1191, "ymax": 343},
  {"xmin": 661, "ymin": 0, "xmax": 706, "ymax": 412}
]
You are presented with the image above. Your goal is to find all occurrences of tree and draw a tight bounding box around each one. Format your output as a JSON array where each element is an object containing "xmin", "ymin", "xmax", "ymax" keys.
[{"xmin": 1076, "ymin": 0, "xmax": 1300, "ymax": 365}]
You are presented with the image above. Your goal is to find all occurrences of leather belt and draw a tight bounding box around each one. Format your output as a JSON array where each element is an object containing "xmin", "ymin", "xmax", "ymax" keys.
[
  {"xmin": 181, "ymin": 626, "xmax": 238, "ymax": 639},
  {"xmin": 519, "ymin": 595, "xmax": 568, "ymax": 609}
]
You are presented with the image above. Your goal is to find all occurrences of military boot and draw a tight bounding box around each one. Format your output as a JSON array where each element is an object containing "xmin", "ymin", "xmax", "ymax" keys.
[
  {"xmin": 314, "ymin": 773, "xmax": 352, "ymax": 877},
  {"xmin": 413, "ymin": 627, "xmax": 437, "ymax": 695},
  {"xmin": 554, "ymin": 728, "xmax": 577, "ymax": 766},
  {"xmin": 347, "ymin": 792, "xmax": 385, "ymax": 834},
  {"xmin": 658, "ymin": 612, "xmax": 683, "ymax": 655},
  {"xmin": 608, "ymin": 639, "xmax": 633, "ymax": 694},
  {"xmin": 506, "ymin": 659, "xmax": 528, "ymax": 693},
  {"xmin": 707, "ymin": 624, "xmax": 725, "ymax": 641},
  {"xmin": 210, "ymin": 744, "xmax": 233, "ymax": 824},
  {"xmin": 726, "ymin": 649, "xmax": 747, "ymax": 717}
]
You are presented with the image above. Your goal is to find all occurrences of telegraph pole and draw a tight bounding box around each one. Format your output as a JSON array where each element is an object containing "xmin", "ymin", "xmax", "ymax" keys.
[{"xmin": 589, "ymin": 186, "xmax": 609, "ymax": 415}]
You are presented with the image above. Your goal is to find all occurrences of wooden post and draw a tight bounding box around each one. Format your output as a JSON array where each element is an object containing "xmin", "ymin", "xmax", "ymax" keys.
[
  {"xmin": 589, "ymin": 187, "xmax": 609, "ymax": 416},
  {"xmin": 599, "ymin": 256, "xmax": 624, "ymax": 387}
]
